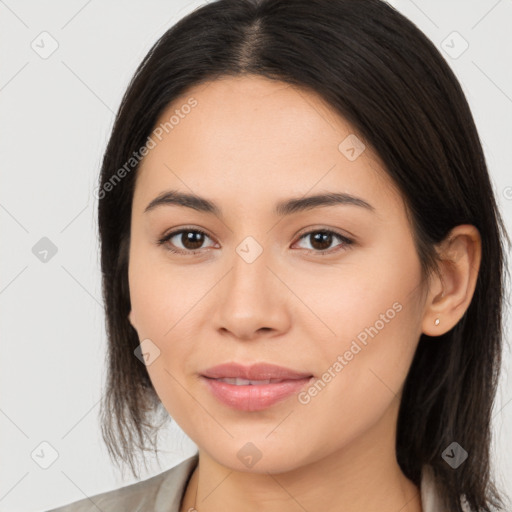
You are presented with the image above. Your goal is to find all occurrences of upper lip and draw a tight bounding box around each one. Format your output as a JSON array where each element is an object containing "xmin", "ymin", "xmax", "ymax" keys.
[{"xmin": 201, "ymin": 362, "xmax": 313, "ymax": 381}]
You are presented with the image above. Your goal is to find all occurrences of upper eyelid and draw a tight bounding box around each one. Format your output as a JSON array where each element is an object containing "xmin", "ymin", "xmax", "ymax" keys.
[
  {"xmin": 295, "ymin": 226, "xmax": 353, "ymax": 240},
  {"xmin": 161, "ymin": 227, "xmax": 352, "ymax": 249},
  {"xmin": 294, "ymin": 230, "xmax": 353, "ymax": 249},
  {"xmin": 162, "ymin": 227, "xmax": 216, "ymax": 243}
]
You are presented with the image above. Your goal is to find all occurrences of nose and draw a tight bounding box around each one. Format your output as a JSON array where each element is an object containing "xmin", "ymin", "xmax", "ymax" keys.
[{"xmin": 212, "ymin": 245, "xmax": 292, "ymax": 341}]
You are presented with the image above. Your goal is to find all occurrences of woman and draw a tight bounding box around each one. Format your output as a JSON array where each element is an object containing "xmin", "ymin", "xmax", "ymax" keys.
[{"xmin": 48, "ymin": 0, "xmax": 510, "ymax": 511}]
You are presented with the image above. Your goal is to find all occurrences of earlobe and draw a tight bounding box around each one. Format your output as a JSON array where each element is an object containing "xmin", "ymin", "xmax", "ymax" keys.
[{"xmin": 421, "ymin": 225, "xmax": 481, "ymax": 337}]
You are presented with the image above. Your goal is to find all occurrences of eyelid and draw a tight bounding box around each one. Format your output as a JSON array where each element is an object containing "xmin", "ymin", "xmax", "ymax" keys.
[
  {"xmin": 292, "ymin": 227, "xmax": 354, "ymax": 254},
  {"xmin": 294, "ymin": 224, "xmax": 355, "ymax": 242},
  {"xmin": 157, "ymin": 226, "xmax": 217, "ymax": 252},
  {"xmin": 157, "ymin": 225, "xmax": 354, "ymax": 255}
]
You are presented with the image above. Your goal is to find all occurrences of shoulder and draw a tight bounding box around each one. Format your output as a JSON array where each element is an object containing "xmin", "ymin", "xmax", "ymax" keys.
[
  {"xmin": 421, "ymin": 464, "xmax": 450, "ymax": 512},
  {"xmin": 420, "ymin": 464, "xmax": 473, "ymax": 512},
  {"xmin": 46, "ymin": 454, "xmax": 199, "ymax": 512}
]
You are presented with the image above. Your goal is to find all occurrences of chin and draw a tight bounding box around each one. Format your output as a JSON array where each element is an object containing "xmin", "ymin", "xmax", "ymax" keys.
[{"xmin": 199, "ymin": 437, "xmax": 318, "ymax": 475}]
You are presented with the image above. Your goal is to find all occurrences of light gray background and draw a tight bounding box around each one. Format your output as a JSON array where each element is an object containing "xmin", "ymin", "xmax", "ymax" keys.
[{"xmin": 1, "ymin": 1, "xmax": 511, "ymax": 511}]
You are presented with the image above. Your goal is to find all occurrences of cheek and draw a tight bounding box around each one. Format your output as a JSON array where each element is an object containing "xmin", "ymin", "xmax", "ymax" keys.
[
  {"xmin": 303, "ymin": 263, "xmax": 422, "ymax": 422},
  {"xmin": 128, "ymin": 242, "xmax": 202, "ymax": 338},
  {"xmin": 317, "ymin": 232, "xmax": 423, "ymax": 359},
  {"xmin": 127, "ymin": 249, "xmax": 207, "ymax": 404},
  {"xmin": 293, "ymin": 287, "xmax": 421, "ymax": 458},
  {"xmin": 128, "ymin": 264, "xmax": 197, "ymax": 423}
]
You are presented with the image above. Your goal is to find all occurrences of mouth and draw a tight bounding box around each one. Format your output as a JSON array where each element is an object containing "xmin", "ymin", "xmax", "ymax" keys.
[
  {"xmin": 209, "ymin": 377, "xmax": 298, "ymax": 385},
  {"xmin": 200, "ymin": 362, "xmax": 314, "ymax": 411}
]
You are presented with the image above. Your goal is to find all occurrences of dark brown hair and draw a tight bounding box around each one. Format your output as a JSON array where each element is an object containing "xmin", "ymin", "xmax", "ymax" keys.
[{"xmin": 97, "ymin": 1, "xmax": 511, "ymax": 510}]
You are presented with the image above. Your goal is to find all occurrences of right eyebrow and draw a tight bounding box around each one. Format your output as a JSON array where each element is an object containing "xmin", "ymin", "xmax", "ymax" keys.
[{"xmin": 144, "ymin": 189, "xmax": 376, "ymax": 218}]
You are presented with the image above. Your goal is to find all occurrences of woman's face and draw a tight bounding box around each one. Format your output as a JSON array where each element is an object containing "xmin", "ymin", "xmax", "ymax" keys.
[{"xmin": 128, "ymin": 75, "xmax": 428, "ymax": 473}]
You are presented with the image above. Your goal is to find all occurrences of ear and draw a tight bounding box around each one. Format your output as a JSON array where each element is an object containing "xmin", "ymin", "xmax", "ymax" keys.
[{"xmin": 421, "ymin": 224, "xmax": 481, "ymax": 336}]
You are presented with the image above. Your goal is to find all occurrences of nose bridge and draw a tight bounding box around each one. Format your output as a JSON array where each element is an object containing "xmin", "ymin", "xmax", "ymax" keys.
[
  {"xmin": 213, "ymin": 233, "xmax": 289, "ymax": 337},
  {"xmin": 229, "ymin": 234, "xmax": 274, "ymax": 302}
]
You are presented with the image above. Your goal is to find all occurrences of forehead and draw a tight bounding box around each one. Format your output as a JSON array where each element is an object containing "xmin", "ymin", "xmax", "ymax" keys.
[{"xmin": 133, "ymin": 75, "xmax": 404, "ymax": 218}]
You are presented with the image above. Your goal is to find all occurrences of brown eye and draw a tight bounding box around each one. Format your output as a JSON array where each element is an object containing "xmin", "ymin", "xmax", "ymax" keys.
[
  {"xmin": 294, "ymin": 229, "xmax": 354, "ymax": 255},
  {"xmin": 176, "ymin": 230, "xmax": 206, "ymax": 250},
  {"xmin": 157, "ymin": 228, "xmax": 216, "ymax": 255},
  {"xmin": 157, "ymin": 227, "xmax": 353, "ymax": 257},
  {"xmin": 309, "ymin": 231, "xmax": 334, "ymax": 251}
]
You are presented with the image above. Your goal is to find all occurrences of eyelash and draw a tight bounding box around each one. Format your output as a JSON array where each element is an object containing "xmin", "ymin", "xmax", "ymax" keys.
[{"xmin": 156, "ymin": 226, "xmax": 354, "ymax": 256}]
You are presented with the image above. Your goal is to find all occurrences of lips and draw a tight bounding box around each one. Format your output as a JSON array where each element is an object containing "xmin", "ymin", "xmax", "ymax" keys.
[
  {"xmin": 201, "ymin": 362, "xmax": 312, "ymax": 381},
  {"xmin": 214, "ymin": 377, "xmax": 288, "ymax": 385},
  {"xmin": 200, "ymin": 362, "xmax": 314, "ymax": 411}
]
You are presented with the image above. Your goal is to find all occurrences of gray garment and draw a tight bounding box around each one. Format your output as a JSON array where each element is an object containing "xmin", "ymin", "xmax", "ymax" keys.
[{"xmin": 46, "ymin": 453, "xmax": 458, "ymax": 512}]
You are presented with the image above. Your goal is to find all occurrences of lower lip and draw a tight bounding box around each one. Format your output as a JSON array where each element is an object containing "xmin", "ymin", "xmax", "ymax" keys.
[{"xmin": 201, "ymin": 376, "xmax": 313, "ymax": 411}]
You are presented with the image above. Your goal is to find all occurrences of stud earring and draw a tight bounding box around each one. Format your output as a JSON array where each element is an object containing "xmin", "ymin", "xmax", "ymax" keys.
[{"xmin": 434, "ymin": 318, "xmax": 440, "ymax": 326}]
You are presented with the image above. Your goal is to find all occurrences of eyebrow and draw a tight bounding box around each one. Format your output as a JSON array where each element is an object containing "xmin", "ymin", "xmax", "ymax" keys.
[{"xmin": 144, "ymin": 189, "xmax": 376, "ymax": 217}]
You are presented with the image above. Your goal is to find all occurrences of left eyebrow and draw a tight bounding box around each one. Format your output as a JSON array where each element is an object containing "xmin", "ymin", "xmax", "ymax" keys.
[
  {"xmin": 144, "ymin": 189, "xmax": 376, "ymax": 217},
  {"xmin": 275, "ymin": 191, "xmax": 375, "ymax": 216}
]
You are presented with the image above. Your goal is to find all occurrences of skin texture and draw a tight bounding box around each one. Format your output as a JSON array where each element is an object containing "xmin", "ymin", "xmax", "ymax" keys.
[{"xmin": 127, "ymin": 75, "xmax": 481, "ymax": 512}]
